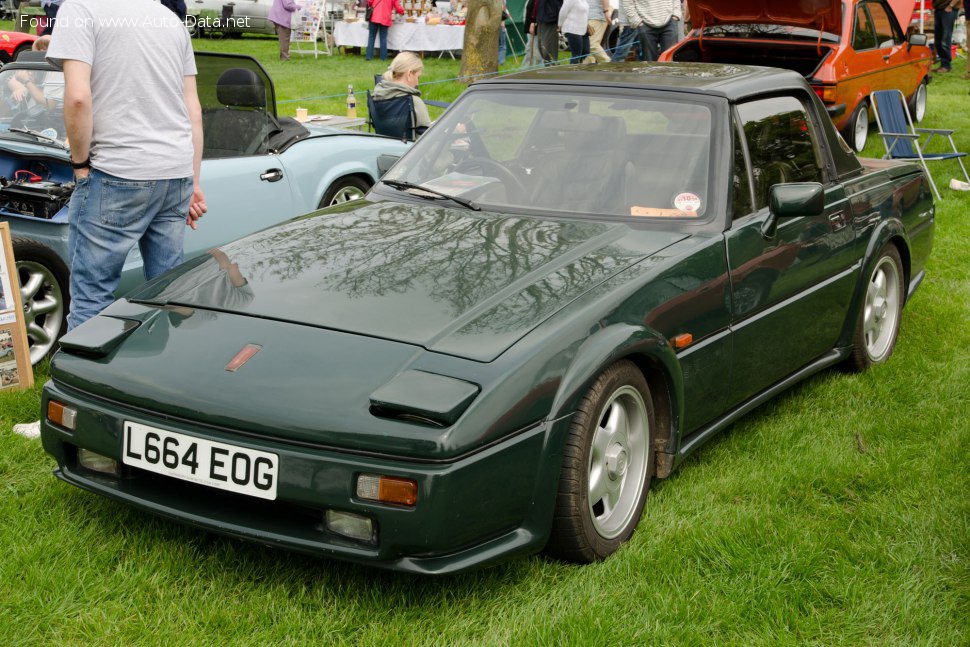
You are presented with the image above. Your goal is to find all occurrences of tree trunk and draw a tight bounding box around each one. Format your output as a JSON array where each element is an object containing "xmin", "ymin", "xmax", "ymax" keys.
[{"xmin": 460, "ymin": 0, "xmax": 503, "ymax": 83}]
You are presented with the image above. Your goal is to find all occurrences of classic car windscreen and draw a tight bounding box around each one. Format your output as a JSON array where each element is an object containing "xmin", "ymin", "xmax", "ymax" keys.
[
  {"xmin": 0, "ymin": 68, "xmax": 66, "ymax": 141},
  {"xmin": 384, "ymin": 90, "xmax": 715, "ymax": 220}
]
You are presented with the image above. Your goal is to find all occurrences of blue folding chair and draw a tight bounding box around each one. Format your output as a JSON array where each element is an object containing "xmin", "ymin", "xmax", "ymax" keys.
[
  {"xmin": 872, "ymin": 89, "xmax": 970, "ymax": 200},
  {"xmin": 367, "ymin": 90, "xmax": 417, "ymax": 141}
]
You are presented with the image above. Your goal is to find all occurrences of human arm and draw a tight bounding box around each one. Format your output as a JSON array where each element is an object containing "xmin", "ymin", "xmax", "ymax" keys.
[
  {"xmin": 412, "ymin": 96, "xmax": 432, "ymax": 131},
  {"xmin": 21, "ymin": 74, "xmax": 50, "ymax": 107},
  {"xmin": 393, "ymin": 0, "xmax": 405, "ymax": 15},
  {"xmin": 625, "ymin": 0, "xmax": 640, "ymax": 27},
  {"xmin": 183, "ymin": 74, "xmax": 206, "ymax": 229},
  {"xmin": 281, "ymin": 0, "xmax": 300, "ymax": 12},
  {"xmin": 61, "ymin": 59, "xmax": 92, "ymax": 178}
]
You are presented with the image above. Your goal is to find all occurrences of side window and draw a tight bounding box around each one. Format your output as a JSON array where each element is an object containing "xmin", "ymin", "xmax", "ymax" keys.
[
  {"xmin": 731, "ymin": 119, "xmax": 753, "ymax": 219},
  {"xmin": 868, "ymin": 1, "xmax": 902, "ymax": 47},
  {"xmin": 737, "ymin": 96, "xmax": 825, "ymax": 211},
  {"xmin": 853, "ymin": 4, "xmax": 877, "ymax": 50}
]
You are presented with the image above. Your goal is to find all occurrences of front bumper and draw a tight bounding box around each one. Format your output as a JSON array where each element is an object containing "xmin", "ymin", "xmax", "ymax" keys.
[{"xmin": 41, "ymin": 380, "xmax": 568, "ymax": 574}]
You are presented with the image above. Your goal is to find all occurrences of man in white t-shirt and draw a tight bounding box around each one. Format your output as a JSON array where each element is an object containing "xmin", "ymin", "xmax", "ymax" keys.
[{"xmin": 46, "ymin": 0, "xmax": 206, "ymax": 330}]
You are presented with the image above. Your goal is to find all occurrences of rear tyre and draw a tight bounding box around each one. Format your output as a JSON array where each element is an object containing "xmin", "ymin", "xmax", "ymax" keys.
[
  {"xmin": 318, "ymin": 176, "xmax": 370, "ymax": 208},
  {"xmin": 842, "ymin": 99, "xmax": 870, "ymax": 152},
  {"xmin": 545, "ymin": 360, "xmax": 654, "ymax": 563},
  {"xmin": 12, "ymin": 44, "xmax": 29, "ymax": 62},
  {"xmin": 12, "ymin": 237, "xmax": 70, "ymax": 365},
  {"xmin": 908, "ymin": 80, "xmax": 928, "ymax": 123},
  {"xmin": 843, "ymin": 244, "xmax": 904, "ymax": 373}
]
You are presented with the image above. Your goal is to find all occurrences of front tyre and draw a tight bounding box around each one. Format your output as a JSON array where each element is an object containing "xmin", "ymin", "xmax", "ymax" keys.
[
  {"xmin": 545, "ymin": 360, "xmax": 654, "ymax": 563},
  {"xmin": 318, "ymin": 176, "xmax": 370, "ymax": 208},
  {"xmin": 844, "ymin": 245, "xmax": 904, "ymax": 372}
]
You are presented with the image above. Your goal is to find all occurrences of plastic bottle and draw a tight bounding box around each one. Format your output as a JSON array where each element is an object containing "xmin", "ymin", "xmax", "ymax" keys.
[{"xmin": 346, "ymin": 84, "xmax": 357, "ymax": 119}]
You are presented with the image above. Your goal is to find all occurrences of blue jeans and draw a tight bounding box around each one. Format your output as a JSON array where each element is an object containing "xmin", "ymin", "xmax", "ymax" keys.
[
  {"xmin": 366, "ymin": 22, "xmax": 389, "ymax": 60},
  {"xmin": 564, "ymin": 32, "xmax": 590, "ymax": 64},
  {"xmin": 934, "ymin": 9, "xmax": 957, "ymax": 70},
  {"xmin": 611, "ymin": 26, "xmax": 640, "ymax": 62},
  {"xmin": 498, "ymin": 25, "xmax": 507, "ymax": 65},
  {"xmin": 635, "ymin": 18, "xmax": 678, "ymax": 61},
  {"xmin": 67, "ymin": 169, "xmax": 192, "ymax": 330}
]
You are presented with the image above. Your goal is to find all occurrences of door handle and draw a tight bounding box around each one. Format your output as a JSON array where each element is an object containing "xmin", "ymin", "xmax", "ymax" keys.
[
  {"xmin": 828, "ymin": 211, "xmax": 846, "ymax": 231},
  {"xmin": 883, "ymin": 54, "xmax": 891, "ymax": 62},
  {"xmin": 260, "ymin": 168, "xmax": 284, "ymax": 182}
]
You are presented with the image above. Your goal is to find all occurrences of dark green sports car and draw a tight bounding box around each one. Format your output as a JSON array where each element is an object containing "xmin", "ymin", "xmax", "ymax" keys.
[{"xmin": 40, "ymin": 63, "xmax": 934, "ymax": 574}]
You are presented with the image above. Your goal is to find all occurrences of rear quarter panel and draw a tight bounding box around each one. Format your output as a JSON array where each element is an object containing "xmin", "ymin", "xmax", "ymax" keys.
[{"xmin": 280, "ymin": 133, "xmax": 410, "ymax": 212}]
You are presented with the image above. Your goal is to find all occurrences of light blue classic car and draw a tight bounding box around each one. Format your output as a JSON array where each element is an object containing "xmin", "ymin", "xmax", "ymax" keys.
[{"xmin": 0, "ymin": 52, "xmax": 409, "ymax": 363}]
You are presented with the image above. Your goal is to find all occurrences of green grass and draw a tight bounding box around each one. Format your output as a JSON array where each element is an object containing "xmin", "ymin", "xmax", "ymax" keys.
[{"xmin": 1, "ymin": 30, "xmax": 968, "ymax": 645}]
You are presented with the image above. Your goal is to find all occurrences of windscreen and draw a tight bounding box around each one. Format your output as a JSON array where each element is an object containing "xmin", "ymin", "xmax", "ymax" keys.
[
  {"xmin": 384, "ymin": 90, "xmax": 715, "ymax": 220},
  {"xmin": 0, "ymin": 68, "xmax": 66, "ymax": 141}
]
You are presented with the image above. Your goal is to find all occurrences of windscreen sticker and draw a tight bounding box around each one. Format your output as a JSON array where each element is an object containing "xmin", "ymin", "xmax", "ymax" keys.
[
  {"xmin": 630, "ymin": 206, "xmax": 693, "ymax": 218},
  {"xmin": 673, "ymin": 192, "xmax": 702, "ymax": 213}
]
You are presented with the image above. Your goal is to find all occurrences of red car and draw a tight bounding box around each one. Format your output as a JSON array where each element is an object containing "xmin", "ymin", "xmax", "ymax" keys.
[
  {"xmin": 660, "ymin": 0, "xmax": 932, "ymax": 152},
  {"xmin": 0, "ymin": 31, "xmax": 37, "ymax": 65}
]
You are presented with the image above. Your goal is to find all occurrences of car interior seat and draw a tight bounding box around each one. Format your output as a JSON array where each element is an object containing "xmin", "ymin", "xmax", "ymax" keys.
[
  {"xmin": 203, "ymin": 68, "xmax": 280, "ymax": 158},
  {"xmin": 528, "ymin": 112, "xmax": 627, "ymax": 214}
]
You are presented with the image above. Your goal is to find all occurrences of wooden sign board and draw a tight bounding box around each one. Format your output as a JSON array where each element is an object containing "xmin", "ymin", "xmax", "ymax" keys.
[{"xmin": 0, "ymin": 223, "xmax": 34, "ymax": 391}]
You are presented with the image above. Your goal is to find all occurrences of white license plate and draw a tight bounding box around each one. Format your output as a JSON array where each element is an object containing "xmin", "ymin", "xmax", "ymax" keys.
[{"xmin": 122, "ymin": 421, "xmax": 278, "ymax": 500}]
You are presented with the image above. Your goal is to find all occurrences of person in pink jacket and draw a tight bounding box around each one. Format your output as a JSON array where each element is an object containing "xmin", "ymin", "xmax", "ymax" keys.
[
  {"xmin": 269, "ymin": 0, "xmax": 299, "ymax": 61},
  {"xmin": 366, "ymin": 0, "xmax": 405, "ymax": 61}
]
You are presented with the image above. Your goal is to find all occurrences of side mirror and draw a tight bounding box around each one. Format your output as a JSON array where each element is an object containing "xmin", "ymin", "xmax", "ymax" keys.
[
  {"xmin": 908, "ymin": 33, "xmax": 928, "ymax": 50},
  {"xmin": 762, "ymin": 182, "xmax": 824, "ymax": 239},
  {"xmin": 376, "ymin": 154, "xmax": 400, "ymax": 177}
]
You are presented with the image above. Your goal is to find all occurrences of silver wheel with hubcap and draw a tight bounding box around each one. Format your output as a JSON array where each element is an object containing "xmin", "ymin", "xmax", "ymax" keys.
[
  {"xmin": 862, "ymin": 255, "xmax": 901, "ymax": 363},
  {"xmin": 843, "ymin": 244, "xmax": 904, "ymax": 373},
  {"xmin": 852, "ymin": 101, "xmax": 869, "ymax": 151},
  {"xmin": 586, "ymin": 385, "xmax": 650, "ymax": 539}
]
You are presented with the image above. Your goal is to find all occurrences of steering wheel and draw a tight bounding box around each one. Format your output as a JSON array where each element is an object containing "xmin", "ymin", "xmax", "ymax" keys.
[{"xmin": 453, "ymin": 157, "xmax": 527, "ymax": 203}]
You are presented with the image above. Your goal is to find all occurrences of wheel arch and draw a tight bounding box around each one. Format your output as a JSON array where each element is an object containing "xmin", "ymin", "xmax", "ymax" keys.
[
  {"xmin": 549, "ymin": 323, "xmax": 684, "ymax": 479},
  {"xmin": 315, "ymin": 170, "xmax": 375, "ymax": 208},
  {"xmin": 838, "ymin": 220, "xmax": 911, "ymax": 347}
]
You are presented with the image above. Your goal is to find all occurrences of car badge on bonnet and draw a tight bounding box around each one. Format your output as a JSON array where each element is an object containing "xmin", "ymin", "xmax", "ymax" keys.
[{"xmin": 225, "ymin": 343, "xmax": 262, "ymax": 372}]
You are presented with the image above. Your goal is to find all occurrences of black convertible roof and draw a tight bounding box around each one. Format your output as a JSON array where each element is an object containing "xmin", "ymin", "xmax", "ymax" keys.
[{"xmin": 476, "ymin": 62, "xmax": 809, "ymax": 102}]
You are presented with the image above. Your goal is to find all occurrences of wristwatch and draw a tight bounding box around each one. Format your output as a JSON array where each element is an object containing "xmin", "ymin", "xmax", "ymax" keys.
[{"xmin": 71, "ymin": 157, "xmax": 91, "ymax": 170}]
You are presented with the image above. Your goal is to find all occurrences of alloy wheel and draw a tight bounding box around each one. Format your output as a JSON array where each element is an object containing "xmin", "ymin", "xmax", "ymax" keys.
[
  {"xmin": 863, "ymin": 256, "xmax": 901, "ymax": 362},
  {"xmin": 328, "ymin": 185, "xmax": 366, "ymax": 205},
  {"xmin": 18, "ymin": 260, "xmax": 65, "ymax": 364},
  {"xmin": 587, "ymin": 385, "xmax": 649, "ymax": 539}
]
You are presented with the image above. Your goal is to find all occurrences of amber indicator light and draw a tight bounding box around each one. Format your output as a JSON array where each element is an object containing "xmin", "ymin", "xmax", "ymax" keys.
[
  {"xmin": 672, "ymin": 333, "xmax": 693, "ymax": 349},
  {"xmin": 225, "ymin": 344, "xmax": 262, "ymax": 372},
  {"xmin": 379, "ymin": 477, "xmax": 418, "ymax": 506},
  {"xmin": 47, "ymin": 400, "xmax": 77, "ymax": 430}
]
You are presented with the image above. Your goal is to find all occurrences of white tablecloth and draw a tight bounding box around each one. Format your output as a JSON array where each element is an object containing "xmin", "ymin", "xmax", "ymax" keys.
[{"xmin": 333, "ymin": 21, "xmax": 465, "ymax": 52}]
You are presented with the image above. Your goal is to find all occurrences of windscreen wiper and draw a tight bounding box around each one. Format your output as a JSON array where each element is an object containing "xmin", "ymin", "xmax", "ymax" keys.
[
  {"xmin": 9, "ymin": 127, "xmax": 67, "ymax": 148},
  {"xmin": 382, "ymin": 178, "xmax": 481, "ymax": 211}
]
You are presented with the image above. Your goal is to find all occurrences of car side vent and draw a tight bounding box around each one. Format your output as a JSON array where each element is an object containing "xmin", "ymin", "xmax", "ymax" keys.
[
  {"xmin": 368, "ymin": 406, "xmax": 447, "ymax": 428},
  {"xmin": 369, "ymin": 370, "xmax": 480, "ymax": 428},
  {"xmin": 58, "ymin": 316, "xmax": 141, "ymax": 358}
]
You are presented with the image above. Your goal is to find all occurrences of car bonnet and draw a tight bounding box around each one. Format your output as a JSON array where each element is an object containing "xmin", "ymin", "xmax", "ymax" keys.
[{"xmin": 128, "ymin": 202, "xmax": 688, "ymax": 362}]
